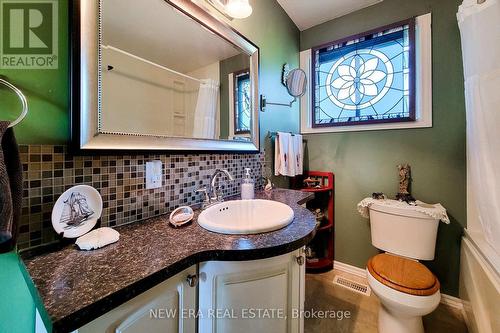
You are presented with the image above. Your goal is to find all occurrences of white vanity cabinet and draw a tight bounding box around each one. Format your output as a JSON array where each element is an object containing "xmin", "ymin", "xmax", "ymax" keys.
[
  {"xmin": 76, "ymin": 249, "xmax": 305, "ymax": 333},
  {"xmin": 198, "ymin": 249, "xmax": 306, "ymax": 333},
  {"xmin": 77, "ymin": 266, "xmax": 197, "ymax": 333}
]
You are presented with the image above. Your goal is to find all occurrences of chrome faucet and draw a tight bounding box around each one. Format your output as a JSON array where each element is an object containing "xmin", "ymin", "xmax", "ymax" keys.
[{"xmin": 196, "ymin": 169, "xmax": 234, "ymax": 208}]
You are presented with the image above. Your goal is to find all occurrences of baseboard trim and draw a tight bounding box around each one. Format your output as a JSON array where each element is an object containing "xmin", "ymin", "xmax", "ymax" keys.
[
  {"xmin": 333, "ymin": 260, "xmax": 367, "ymax": 278},
  {"xmin": 440, "ymin": 294, "xmax": 464, "ymax": 310},
  {"xmin": 333, "ymin": 260, "xmax": 464, "ymax": 310}
]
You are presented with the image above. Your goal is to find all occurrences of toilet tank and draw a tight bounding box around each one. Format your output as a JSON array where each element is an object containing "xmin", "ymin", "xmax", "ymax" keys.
[{"xmin": 369, "ymin": 203, "xmax": 440, "ymax": 260}]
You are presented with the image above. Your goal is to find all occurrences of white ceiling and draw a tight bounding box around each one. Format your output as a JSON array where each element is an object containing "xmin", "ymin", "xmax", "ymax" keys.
[
  {"xmin": 277, "ymin": 0, "xmax": 383, "ymax": 31},
  {"xmin": 102, "ymin": 0, "xmax": 242, "ymax": 73}
]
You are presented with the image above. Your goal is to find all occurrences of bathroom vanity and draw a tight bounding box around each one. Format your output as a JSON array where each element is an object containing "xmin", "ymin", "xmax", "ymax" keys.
[{"xmin": 21, "ymin": 189, "xmax": 316, "ymax": 333}]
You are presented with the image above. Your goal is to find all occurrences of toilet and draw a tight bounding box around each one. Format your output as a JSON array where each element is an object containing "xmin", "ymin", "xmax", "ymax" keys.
[{"xmin": 366, "ymin": 202, "xmax": 441, "ymax": 333}]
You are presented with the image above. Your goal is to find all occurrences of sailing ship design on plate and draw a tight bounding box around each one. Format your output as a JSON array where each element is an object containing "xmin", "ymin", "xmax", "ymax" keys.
[{"xmin": 59, "ymin": 192, "xmax": 95, "ymax": 229}]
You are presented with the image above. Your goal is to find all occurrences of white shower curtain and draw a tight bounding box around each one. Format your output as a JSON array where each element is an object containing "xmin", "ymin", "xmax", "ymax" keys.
[
  {"xmin": 458, "ymin": 0, "xmax": 500, "ymax": 254},
  {"xmin": 192, "ymin": 79, "xmax": 219, "ymax": 139}
]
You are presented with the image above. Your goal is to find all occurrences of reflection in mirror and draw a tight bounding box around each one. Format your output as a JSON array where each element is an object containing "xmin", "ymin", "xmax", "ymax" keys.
[
  {"xmin": 99, "ymin": 0, "xmax": 255, "ymax": 142},
  {"xmin": 219, "ymin": 53, "xmax": 251, "ymax": 140},
  {"xmin": 234, "ymin": 69, "xmax": 251, "ymax": 135}
]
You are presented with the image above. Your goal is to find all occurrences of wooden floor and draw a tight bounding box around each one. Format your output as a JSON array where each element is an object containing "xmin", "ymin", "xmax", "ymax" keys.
[{"xmin": 304, "ymin": 269, "xmax": 468, "ymax": 333}]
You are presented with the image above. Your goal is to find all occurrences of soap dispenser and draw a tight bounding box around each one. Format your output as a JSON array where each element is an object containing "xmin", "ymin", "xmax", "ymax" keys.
[{"xmin": 241, "ymin": 168, "xmax": 255, "ymax": 200}]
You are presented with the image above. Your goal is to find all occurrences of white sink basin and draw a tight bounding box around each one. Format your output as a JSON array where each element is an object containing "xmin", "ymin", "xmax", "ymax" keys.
[{"xmin": 197, "ymin": 199, "xmax": 295, "ymax": 234}]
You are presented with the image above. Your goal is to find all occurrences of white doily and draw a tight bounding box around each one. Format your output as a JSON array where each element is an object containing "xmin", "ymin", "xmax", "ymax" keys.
[{"xmin": 357, "ymin": 197, "xmax": 450, "ymax": 224}]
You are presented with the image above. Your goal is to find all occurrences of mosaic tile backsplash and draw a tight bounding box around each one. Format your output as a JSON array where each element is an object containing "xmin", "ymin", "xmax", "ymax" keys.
[{"xmin": 18, "ymin": 145, "xmax": 264, "ymax": 249}]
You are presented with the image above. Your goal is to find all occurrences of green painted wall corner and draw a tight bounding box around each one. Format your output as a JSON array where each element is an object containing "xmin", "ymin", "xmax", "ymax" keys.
[{"xmin": 300, "ymin": 0, "xmax": 466, "ymax": 296}]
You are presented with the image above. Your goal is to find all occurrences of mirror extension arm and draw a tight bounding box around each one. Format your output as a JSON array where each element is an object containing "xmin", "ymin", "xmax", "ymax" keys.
[{"xmin": 260, "ymin": 94, "xmax": 297, "ymax": 112}]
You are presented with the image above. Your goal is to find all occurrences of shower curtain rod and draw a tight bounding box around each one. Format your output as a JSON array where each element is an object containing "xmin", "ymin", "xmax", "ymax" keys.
[{"xmin": 103, "ymin": 45, "xmax": 202, "ymax": 83}]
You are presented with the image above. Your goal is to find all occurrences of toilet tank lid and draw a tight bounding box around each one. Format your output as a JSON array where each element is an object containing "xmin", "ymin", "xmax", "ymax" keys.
[
  {"xmin": 357, "ymin": 198, "xmax": 450, "ymax": 223},
  {"xmin": 370, "ymin": 202, "xmax": 436, "ymax": 220}
]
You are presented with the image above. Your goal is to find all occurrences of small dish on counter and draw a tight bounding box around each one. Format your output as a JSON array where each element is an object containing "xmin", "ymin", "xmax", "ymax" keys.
[{"xmin": 169, "ymin": 206, "xmax": 194, "ymax": 227}]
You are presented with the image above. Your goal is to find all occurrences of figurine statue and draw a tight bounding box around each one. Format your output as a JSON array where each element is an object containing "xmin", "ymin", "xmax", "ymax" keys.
[
  {"xmin": 398, "ymin": 164, "xmax": 411, "ymax": 194},
  {"xmin": 396, "ymin": 164, "xmax": 415, "ymax": 203}
]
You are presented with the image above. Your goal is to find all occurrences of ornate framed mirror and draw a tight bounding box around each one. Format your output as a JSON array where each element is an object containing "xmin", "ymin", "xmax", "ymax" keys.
[{"xmin": 70, "ymin": 0, "xmax": 260, "ymax": 152}]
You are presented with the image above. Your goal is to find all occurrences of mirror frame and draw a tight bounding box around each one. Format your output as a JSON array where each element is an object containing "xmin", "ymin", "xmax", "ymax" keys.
[{"xmin": 70, "ymin": 0, "xmax": 260, "ymax": 153}]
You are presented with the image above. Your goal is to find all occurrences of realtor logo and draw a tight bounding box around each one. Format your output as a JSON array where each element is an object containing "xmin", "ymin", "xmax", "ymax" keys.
[{"xmin": 0, "ymin": 0, "xmax": 58, "ymax": 69}]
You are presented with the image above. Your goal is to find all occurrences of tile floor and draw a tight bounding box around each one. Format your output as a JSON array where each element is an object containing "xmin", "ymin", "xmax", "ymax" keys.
[{"xmin": 304, "ymin": 269, "xmax": 468, "ymax": 333}]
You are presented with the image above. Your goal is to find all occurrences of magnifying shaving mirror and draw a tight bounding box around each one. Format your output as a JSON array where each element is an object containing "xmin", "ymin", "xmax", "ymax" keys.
[
  {"xmin": 260, "ymin": 64, "xmax": 307, "ymax": 111},
  {"xmin": 285, "ymin": 68, "xmax": 307, "ymax": 98}
]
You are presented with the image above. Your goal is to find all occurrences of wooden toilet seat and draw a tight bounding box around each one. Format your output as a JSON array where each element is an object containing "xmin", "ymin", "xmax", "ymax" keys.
[{"xmin": 367, "ymin": 253, "xmax": 440, "ymax": 296}]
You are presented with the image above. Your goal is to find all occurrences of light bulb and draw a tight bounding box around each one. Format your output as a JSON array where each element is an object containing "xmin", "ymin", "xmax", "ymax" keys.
[{"xmin": 225, "ymin": 0, "xmax": 253, "ymax": 19}]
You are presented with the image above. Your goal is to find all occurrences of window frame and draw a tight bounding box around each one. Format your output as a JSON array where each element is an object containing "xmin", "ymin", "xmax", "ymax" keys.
[
  {"xmin": 311, "ymin": 17, "xmax": 416, "ymax": 128},
  {"xmin": 233, "ymin": 68, "xmax": 251, "ymax": 135}
]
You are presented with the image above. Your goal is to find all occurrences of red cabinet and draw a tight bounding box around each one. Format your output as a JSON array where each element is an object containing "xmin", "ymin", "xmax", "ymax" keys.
[{"xmin": 292, "ymin": 171, "xmax": 334, "ymax": 272}]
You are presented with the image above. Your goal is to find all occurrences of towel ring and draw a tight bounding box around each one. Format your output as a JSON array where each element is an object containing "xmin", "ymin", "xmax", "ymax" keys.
[{"xmin": 0, "ymin": 78, "xmax": 28, "ymax": 128}]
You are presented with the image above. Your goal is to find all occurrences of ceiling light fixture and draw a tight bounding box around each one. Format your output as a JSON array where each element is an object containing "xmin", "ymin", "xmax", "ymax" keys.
[
  {"xmin": 224, "ymin": 0, "xmax": 253, "ymax": 19},
  {"xmin": 204, "ymin": 0, "xmax": 253, "ymax": 20}
]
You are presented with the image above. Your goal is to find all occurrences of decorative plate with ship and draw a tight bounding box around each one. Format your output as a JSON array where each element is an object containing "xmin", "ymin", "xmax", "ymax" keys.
[{"xmin": 51, "ymin": 185, "xmax": 103, "ymax": 238}]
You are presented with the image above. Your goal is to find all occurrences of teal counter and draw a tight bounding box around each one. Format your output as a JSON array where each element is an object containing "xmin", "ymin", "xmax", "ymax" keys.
[{"xmin": 0, "ymin": 251, "xmax": 51, "ymax": 333}]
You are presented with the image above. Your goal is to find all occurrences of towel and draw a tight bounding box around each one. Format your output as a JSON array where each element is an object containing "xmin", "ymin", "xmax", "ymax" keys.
[
  {"xmin": 274, "ymin": 132, "xmax": 304, "ymax": 177},
  {"xmin": 0, "ymin": 121, "xmax": 22, "ymax": 253},
  {"xmin": 357, "ymin": 197, "xmax": 450, "ymax": 224},
  {"xmin": 292, "ymin": 134, "xmax": 303, "ymax": 176},
  {"xmin": 275, "ymin": 132, "xmax": 292, "ymax": 176}
]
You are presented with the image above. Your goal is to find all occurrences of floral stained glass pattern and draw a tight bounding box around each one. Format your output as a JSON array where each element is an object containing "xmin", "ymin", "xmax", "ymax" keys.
[{"xmin": 312, "ymin": 19, "xmax": 415, "ymax": 127}]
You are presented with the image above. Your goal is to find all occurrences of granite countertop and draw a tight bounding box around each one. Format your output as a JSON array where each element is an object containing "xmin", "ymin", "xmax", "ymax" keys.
[{"xmin": 21, "ymin": 188, "xmax": 316, "ymax": 333}]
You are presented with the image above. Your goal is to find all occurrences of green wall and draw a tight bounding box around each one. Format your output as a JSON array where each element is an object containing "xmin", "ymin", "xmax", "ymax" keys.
[
  {"xmin": 0, "ymin": 0, "xmax": 69, "ymax": 144},
  {"xmin": 230, "ymin": 0, "xmax": 300, "ymax": 187},
  {"xmin": 300, "ymin": 0, "xmax": 466, "ymax": 296},
  {"xmin": 229, "ymin": 1, "xmax": 300, "ymax": 146}
]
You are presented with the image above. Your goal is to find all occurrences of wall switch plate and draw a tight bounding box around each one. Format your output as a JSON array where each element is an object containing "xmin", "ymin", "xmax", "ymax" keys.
[{"xmin": 145, "ymin": 160, "xmax": 163, "ymax": 190}]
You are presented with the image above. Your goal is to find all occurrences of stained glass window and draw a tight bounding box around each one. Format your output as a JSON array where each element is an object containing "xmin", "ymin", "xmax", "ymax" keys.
[
  {"xmin": 234, "ymin": 70, "xmax": 251, "ymax": 134},
  {"xmin": 312, "ymin": 19, "xmax": 415, "ymax": 127}
]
